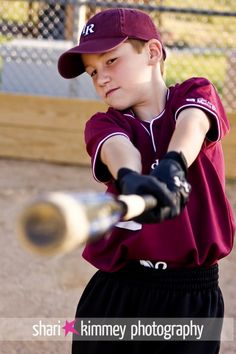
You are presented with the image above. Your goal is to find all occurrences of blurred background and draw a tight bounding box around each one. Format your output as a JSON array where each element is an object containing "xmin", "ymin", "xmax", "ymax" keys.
[{"xmin": 0, "ymin": 0, "xmax": 236, "ymax": 111}]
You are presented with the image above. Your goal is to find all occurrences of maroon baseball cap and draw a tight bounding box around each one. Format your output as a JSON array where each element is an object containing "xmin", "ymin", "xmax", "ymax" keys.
[{"xmin": 58, "ymin": 8, "xmax": 166, "ymax": 79}]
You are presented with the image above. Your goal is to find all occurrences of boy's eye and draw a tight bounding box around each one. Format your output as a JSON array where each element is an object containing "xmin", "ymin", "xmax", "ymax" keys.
[
  {"xmin": 90, "ymin": 69, "xmax": 97, "ymax": 77},
  {"xmin": 107, "ymin": 58, "xmax": 117, "ymax": 65}
]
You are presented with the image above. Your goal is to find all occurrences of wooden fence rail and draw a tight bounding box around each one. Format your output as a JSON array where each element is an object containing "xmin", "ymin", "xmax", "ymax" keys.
[{"xmin": 0, "ymin": 93, "xmax": 235, "ymax": 179}]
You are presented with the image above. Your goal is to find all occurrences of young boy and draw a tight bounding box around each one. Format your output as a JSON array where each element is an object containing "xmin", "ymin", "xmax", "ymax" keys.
[{"xmin": 58, "ymin": 8, "xmax": 235, "ymax": 354}]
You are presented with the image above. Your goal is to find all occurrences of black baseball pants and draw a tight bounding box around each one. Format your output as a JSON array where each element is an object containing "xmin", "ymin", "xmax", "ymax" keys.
[{"xmin": 72, "ymin": 263, "xmax": 223, "ymax": 354}]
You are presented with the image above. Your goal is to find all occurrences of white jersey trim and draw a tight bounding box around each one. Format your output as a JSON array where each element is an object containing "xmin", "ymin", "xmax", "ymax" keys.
[
  {"xmin": 116, "ymin": 220, "xmax": 142, "ymax": 231},
  {"xmin": 92, "ymin": 132, "xmax": 130, "ymax": 182},
  {"xmin": 174, "ymin": 104, "xmax": 221, "ymax": 142},
  {"xmin": 124, "ymin": 113, "xmax": 151, "ymax": 136},
  {"xmin": 124, "ymin": 110, "xmax": 166, "ymax": 153},
  {"xmin": 140, "ymin": 123, "xmax": 151, "ymax": 136},
  {"xmin": 123, "ymin": 113, "xmax": 135, "ymax": 119},
  {"xmin": 149, "ymin": 110, "xmax": 166, "ymax": 152}
]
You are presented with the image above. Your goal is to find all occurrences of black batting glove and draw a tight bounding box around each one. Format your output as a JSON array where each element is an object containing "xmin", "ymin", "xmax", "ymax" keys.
[
  {"xmin": 150, "ymin": 151, "xmax": 191, "ymax": 219},
  {"xmin": 116, "ymin": 168, "xmax": 174, "ymax": 223}
]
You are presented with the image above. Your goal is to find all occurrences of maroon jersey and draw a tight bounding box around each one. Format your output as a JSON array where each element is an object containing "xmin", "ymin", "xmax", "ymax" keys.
[{"xmin": 83, "ymin": 77, "xmax": 235, "ymax": 272}]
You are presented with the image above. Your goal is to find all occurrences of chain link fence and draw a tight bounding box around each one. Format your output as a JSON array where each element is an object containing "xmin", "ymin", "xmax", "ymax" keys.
[{"xmin": 0, "ymin": 0, "xmax": 236, "ymax": 111}]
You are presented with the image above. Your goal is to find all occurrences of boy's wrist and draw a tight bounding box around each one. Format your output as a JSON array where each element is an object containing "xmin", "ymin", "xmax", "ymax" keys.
[
  {"xmin": 117, "ymin": 167, "xmax": 137, "ymax": 181},
  {"xmin": 150, "ymin": 150, "xmax": 191, "ymax": 211},
  {"xmin": 162, "ymin": 151, "xmax": 188, "ymax": 175}
]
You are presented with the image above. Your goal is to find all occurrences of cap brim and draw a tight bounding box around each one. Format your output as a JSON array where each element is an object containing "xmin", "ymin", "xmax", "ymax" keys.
[{"xmin": 58, "ymin": 37, "xmax": 128, "ymax": 79}]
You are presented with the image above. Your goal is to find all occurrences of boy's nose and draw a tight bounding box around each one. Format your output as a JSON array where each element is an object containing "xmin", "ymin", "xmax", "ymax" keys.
[{"xmin": 97, "ymin": 70, "xmax": 110, "ymax": 86}]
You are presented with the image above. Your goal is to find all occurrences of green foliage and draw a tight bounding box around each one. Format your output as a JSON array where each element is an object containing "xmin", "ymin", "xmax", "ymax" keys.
[{"xmin": 165, "ymin": 52, "xmax": 226, "ymax": 95}]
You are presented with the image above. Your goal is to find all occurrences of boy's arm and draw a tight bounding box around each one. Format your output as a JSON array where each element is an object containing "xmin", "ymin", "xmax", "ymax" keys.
[
  {"xmin": 100, "ymin": 107, "xmax": 211, "ymax": 175},
  {"xmin": 100, "ymin": 135, "xmax": 142, "ymax": 179},
  {"xmin": 168, "ymin": 107, "xmax": 211, "ymax": 166},
  {"xmin": 100, "ymin": 134, "xmax": 177, "ymax": 222},
  {"xmin": 100, "ymin": 107, "xmax": 210, "ymax": 223}
]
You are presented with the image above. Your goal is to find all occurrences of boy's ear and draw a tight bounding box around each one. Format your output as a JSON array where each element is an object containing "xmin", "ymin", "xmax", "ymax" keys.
[{"xmin": 147, "ymin": 39, "xmax": 163, "ymax": 65}]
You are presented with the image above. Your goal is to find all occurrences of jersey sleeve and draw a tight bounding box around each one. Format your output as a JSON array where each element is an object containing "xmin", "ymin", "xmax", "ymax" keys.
[
  {"xmin": 84, "ymin": 109, "xmax": 133, "ymax": 183},
  {"xmin": 172, "ymin": 77, "xmax": 230, "ymax": 143}
]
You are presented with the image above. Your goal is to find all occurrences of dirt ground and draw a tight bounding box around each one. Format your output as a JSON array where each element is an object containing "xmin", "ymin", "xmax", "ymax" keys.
[{"xmin": 0, "ymin": 158, "xmax": 235, "ymax": 354}]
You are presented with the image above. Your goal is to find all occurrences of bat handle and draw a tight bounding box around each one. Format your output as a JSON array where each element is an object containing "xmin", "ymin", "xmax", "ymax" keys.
[{"xmin": 118, "ymin": 194, "xmax": 157, "ymax": 221}]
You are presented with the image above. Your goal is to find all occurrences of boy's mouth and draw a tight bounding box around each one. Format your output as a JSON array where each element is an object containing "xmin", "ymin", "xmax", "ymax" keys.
[{"xmin": 105, "ymin": 88, "xmax": 119, "ymax": 98}]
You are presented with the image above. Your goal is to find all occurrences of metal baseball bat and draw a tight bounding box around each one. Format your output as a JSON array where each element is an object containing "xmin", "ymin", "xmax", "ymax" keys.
[{"xmin": 18, "ymin": 191, "xmax": 157, "ymax": 256}]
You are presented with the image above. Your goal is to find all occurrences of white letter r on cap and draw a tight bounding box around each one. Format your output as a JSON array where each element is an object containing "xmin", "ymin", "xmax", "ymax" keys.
[{"xmin": 82, "ymin": 24, "xmax": 95, "ymax": 36}]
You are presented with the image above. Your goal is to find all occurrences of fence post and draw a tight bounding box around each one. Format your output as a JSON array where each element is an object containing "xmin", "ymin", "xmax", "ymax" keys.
[{"xmin": 67, "ymin": 0, "xmax": 87, "ymax": 97}]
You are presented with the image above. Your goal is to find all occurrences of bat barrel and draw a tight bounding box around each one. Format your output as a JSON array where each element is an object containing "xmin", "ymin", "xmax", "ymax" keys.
[
  {"xmin": 19, "ymin": 200, "xmax": 67, "ymax": 256},
  {"xmin": 18, "ymin": 192, "xmax": 124, "ymax": 256}
]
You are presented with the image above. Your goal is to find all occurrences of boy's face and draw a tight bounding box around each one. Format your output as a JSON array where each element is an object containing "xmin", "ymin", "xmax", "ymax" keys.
[{"xmin": 81, "ymin": 42, "xmax": 154, "ymax": 110}]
